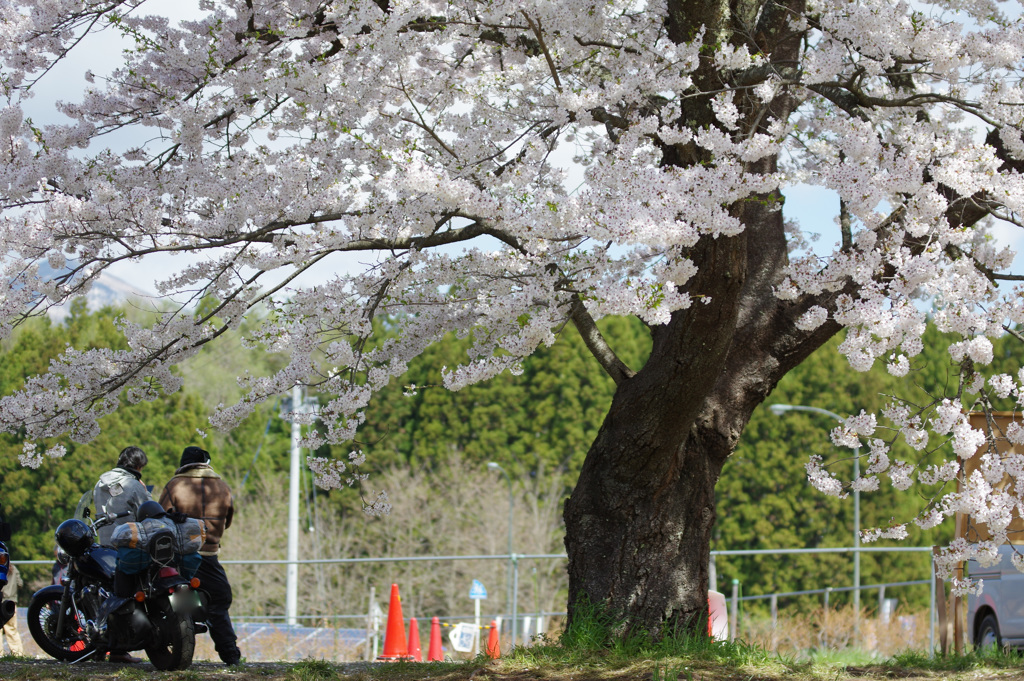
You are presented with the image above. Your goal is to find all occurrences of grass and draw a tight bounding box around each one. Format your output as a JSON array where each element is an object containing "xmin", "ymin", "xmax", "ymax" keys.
[
  {"xmin": 168, "ymin": 672, "xmax": 201, "ymax": 681},
  {"xmin": 288, "ymin": 659, "xmax": 340, "ymax": 681}
]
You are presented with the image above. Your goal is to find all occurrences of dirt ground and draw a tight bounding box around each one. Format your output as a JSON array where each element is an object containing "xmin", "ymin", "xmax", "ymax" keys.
[
  {"xmin": 0, "ymin": 658, "xmax": 304, "ymax": 680},
  {"xmin": 4, "ymin": 658, "xmax": 1024, "ymax": 681}
]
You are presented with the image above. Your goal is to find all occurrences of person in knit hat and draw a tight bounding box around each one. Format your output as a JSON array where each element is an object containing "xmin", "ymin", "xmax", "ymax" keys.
[{"xmin": 159, "ymin": 446, "xmax": 241, "ymax": 666}]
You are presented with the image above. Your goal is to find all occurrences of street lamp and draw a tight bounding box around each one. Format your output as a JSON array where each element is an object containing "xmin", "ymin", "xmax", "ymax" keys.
[
  {"xmin": 769, "ymin": 403, "xmax": 861, "ymax": 631},
  {"xmin": 487, "ymin": 461, "xmax": 516, "ymax": 647}
]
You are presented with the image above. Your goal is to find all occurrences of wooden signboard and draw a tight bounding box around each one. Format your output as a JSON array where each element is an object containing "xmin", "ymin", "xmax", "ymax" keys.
[
  {"xmin": 959, "ymin": 411, "xmax": 1024, "ymax": 544},
  {"xmin": 941, "ymin": 411, "xmax": 1024, "ymax": 654}
]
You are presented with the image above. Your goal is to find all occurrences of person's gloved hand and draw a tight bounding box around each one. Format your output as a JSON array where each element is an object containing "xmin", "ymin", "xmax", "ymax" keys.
[{"xmin": 167, "ymin": 511, "xmax": 189, "ymax": 524}]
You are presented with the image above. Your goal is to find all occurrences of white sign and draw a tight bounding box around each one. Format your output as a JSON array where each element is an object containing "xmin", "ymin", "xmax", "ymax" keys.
[
  {"xmin": 469, "ymin": 579, "xmax": 487, "ymax": 599},
  {"xmin": 448, "ymin": 622, "xmax": 477, "ymax": 653}
]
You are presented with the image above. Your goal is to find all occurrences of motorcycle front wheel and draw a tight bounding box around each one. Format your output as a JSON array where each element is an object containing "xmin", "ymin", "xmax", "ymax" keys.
[
  {"xmin": 27, "ymin": 587, "xmax": 99, "ymax": 661},
  {"xmin": 144, "ymin": 612, "xmax": 195, "ymax": 670}
]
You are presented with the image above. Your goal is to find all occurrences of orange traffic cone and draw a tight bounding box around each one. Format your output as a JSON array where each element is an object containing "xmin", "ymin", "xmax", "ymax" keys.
[
  {"xmin": 427, "ymin": 616, "xmax": 444, "ymax": 661},
  {"xmin": 485, "ymin": 620, "xmax": 500, "ymax": 659},
  {"xmin": 408, "ymin": 617, "xmax": 422, "ymax": 661},
  {"xmin": 377, "ymin": 584, "xmax": 413, "ymax": 661}
]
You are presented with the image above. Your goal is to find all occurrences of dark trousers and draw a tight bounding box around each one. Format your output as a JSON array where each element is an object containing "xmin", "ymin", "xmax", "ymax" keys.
[{"xmin": 197, "ymin": 554, "xmax": 240, "ymax": 664}]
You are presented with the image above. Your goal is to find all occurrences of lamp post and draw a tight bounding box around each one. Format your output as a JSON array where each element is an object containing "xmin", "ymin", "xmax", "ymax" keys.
[
  {"xmin": 769, "ymin": 403, "xmax": 861, "ymax": 632},
  {"xmin": 487, "ymin": 461, "xmax": 516, "ymax": 647}
]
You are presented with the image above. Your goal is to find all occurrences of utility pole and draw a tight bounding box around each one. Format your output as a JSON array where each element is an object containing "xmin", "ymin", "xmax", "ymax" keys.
[{"xmin": 287, "ymin": 383, "xmax": 302, "ymax": 626}]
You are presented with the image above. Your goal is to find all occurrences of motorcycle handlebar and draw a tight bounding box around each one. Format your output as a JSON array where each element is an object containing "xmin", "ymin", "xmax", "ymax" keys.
[{"xmin": 93, "ymin": 510, "xmax": 133, "ymax": 528}]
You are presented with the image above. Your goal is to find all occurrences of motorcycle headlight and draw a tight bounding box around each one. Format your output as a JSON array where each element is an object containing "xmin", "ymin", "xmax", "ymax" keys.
[{"xmin": 55, "ymin": 545, "xmax": 71, "ymax": 566}]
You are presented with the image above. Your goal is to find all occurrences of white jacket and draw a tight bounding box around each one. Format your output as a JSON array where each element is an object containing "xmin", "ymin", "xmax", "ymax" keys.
[{"xmin": 93, "ymin": 468, "xmax": 151, "ymax": 545}]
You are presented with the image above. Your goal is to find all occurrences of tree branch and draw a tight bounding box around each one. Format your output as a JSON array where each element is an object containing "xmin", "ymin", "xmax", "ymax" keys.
[{"xmin": 569, "ymin": 294, "xmax": 636, "ymax": 385}]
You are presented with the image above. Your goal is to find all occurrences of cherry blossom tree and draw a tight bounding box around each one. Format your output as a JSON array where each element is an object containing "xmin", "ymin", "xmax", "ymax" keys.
[{"xmin": 2, "ymin": 0, "xmax": 1024, "ymax": 635}]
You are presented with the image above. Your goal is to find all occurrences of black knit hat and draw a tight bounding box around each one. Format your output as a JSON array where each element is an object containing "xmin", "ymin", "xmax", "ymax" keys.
[{"xmin": 180, "ymin": 446, "xmax": 211, "ymax": 468}]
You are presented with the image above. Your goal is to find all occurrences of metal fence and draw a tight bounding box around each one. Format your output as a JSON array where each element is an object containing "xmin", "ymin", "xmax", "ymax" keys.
[{"xmin": 13, "ymin": 545, "xmax": 941, "ymax": 659}]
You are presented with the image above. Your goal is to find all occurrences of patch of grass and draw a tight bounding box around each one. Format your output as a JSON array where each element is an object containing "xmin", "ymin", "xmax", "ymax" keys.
[
  {"xmin": 45, "ymin": 669, "xmax": 93, "ymax": 681},
  {"xmin": 5, "ymin": 666, "xmax": 44, "ymax": 681},
  {"xmin": 369, "ymin": 658, "xmax": 486, "ymax": 681},
  {"xmin": 169, "ymin": 670, "xmax": 202, "ymax": 681},
  {"xmin": 651, "ymin": 662, "xmax": 695, "ymax": 681},
  {"xmin": 516, "ymin": 596, "xmax": 792, "ymax": 673},
  {"xmin": 885, "ymin": 645, "xmax": 1022, "ymax": 672},
  {"xmin": 802, "ymin": 648, "xmax": 879, "ymax": 666},
  {"xmin": 288, "ymin": 658, "xmax": 339, "ymax": 681},
  {"xmin": 114, "ymin": 667, "xmax": 148, "ymax": 681}
]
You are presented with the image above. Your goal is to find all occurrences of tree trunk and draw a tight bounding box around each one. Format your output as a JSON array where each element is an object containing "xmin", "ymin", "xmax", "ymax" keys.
[
  {"xmin": 563, "ymin": 405, "xmax": 727, "ymax": 636},
  {"xmin": 561, "ymin": 0, "xmax": 840, "ymax": 637},
  {"xmin": 564, "ymin": 231, "xmax": 752, "ymax": 636},
  {"xmin": 563, "ymin": 160, "xmax": 837, "ymax": 636},
  {"xmin": 562, "ymin": 214, "xmax": 835, "ymax": 635}
]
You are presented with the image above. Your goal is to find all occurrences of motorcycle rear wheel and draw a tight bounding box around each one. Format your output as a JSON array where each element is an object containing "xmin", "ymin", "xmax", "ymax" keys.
[
  {"xmin": 27, "ymin": 589, "xmax": 99, "ymax": 662},
  {"xmin": 145, "ymin": 612, "xmax": 195, "ymax": 670}
]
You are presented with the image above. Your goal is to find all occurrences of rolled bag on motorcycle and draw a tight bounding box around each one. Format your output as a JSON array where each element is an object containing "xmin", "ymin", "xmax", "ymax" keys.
[{"xmin": 110, "ymin": 514, "xmax": 206, "ymax": 580}]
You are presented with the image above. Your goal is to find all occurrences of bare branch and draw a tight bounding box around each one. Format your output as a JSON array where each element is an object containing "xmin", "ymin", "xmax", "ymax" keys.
[{"xmin": 521, "ymin": 11, "xmax": 562, "ymax": 92}]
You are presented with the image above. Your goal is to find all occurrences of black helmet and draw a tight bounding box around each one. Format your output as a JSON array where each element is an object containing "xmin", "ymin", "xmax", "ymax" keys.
[
  {"xmin": 55, "ymin": 519, "xmax": 94, "ymax": 557},
  {"xmin": 136, "ymin": 500, "xmax": 167, "ymax": 522}
]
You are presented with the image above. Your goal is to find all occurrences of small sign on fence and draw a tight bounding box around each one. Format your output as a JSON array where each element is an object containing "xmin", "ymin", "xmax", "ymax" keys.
[{"xmin": 449, "ymin": 622, "xmax": 477, "ymax": 652}]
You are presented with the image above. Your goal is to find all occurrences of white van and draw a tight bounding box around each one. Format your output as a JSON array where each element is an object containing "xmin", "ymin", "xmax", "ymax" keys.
[{"xmin": 966, "ymin": 544, "xmax": 1024, "ymax": 648}]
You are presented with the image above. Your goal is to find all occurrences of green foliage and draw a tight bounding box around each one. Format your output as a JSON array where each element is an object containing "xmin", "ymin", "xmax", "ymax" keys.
[
  {"xmin": 5, "ymin": 294, "xmax": 1020, "ymax": 628},
  {"xmin": 352, "ymin": 316, "xmax": 650, "ymax": 485}
]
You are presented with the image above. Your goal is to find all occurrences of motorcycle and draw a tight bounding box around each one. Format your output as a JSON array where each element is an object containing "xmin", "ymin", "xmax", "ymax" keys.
[{"xmin": 27, "ymin": 509, "xmax": 204, "ymax": 669}]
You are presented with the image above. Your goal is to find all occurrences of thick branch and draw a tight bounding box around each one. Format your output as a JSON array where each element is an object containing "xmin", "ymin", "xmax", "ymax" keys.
[{"xmin": 570, "ymin": 295, "xmax": 636, "ymax": 385}]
